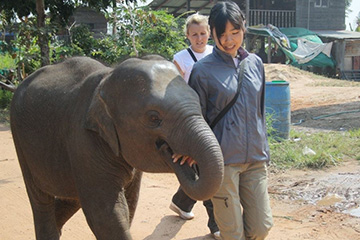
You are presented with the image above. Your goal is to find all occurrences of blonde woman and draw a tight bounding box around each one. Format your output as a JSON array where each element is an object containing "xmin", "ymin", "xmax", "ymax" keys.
[
  {"xmin": 170, "ymin": 13, "xmax": 220, "ymax": 239},
  {"xmin": 173, "ymin": 13, "xmax": 213, "ymax": 83}
]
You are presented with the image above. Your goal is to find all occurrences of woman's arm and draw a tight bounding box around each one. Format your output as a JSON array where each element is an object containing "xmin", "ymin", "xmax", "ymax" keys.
[{"xmin": 173, "ymin": 60, "xmax": 185, "ymax": 78}]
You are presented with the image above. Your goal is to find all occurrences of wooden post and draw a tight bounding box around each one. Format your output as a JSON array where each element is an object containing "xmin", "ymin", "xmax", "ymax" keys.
[{"xmin": 267, "ymin": 36, "xmax": 272, "ymax": 64}]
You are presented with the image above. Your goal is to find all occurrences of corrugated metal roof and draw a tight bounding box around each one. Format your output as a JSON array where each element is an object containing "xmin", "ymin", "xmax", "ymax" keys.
[
  {"xmin": 148, "ymin": 0, "xmax": 217, "ymax": 16},
  {"xmin": 313, "ymin": 30, "xmax": 360, "ymax": 40}
]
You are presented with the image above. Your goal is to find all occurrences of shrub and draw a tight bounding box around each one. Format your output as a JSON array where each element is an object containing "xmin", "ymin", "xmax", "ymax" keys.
[{"xmin": 0, "ymin": 90, "xmax": 13, "ymax": 109}]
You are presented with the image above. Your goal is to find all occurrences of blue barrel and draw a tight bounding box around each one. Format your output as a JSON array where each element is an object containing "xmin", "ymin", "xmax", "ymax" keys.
[{"xmin": 265, "ymin": 80, "xmax": 291, "ymax": 140}]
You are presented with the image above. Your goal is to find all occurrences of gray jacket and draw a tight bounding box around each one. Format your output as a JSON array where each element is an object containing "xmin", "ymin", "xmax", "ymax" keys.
[{"xmin": 189, "ymin": 47, "xmax": 270, "ymax": 165}]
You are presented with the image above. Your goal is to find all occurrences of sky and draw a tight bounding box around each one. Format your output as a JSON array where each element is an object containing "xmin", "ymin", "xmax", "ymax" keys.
[{"xmin": 346, "ymin": 0, "xmax": 360, "ymax": 30}]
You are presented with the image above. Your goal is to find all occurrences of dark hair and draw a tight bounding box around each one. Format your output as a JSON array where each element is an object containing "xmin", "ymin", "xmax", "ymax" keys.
[{"xmin": 208, "ymin": 1, "xmax": 245, "ymax": 40}]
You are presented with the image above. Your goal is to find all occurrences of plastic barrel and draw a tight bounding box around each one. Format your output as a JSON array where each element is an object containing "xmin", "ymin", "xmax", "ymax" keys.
[{"xmin": 265, "ymin": 80, "xmax": 291, "ymax": 140}]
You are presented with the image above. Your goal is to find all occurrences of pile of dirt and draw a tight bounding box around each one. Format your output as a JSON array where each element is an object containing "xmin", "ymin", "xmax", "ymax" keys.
[{"xmin": 264, "ymin": 63, "xmax": 360, "ymax": 132}]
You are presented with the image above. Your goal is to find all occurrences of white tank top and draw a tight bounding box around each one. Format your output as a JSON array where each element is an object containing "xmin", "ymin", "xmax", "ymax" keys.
[{"xmin": 173, "ymin": 45, "xmax": 213, "ymax": 83}]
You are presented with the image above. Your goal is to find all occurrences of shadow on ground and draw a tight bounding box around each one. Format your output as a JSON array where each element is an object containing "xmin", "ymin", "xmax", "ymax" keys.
[
  {"xmin": 291, "ymin": 101, "xmax": 360, "ymax": 131},
  {"xmin": 142, "ymin": 215, "xmax": 213, "ymax": 240}
]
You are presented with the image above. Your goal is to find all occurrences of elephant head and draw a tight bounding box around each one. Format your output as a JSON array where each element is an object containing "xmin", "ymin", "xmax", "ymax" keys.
[{"xmin": 85, "ymin": 55, "xmax": 224, "ymax": 200}]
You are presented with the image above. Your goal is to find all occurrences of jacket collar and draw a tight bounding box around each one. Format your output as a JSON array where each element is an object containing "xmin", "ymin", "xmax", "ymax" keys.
[{"xmin": 213, "ymin": 46, "xmax": 249, "ymax": 66}]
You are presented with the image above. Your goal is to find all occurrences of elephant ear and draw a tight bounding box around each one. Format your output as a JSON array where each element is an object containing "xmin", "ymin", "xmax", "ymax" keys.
[{"xmin": 84, "ymin": 87, "xmax": 120, "ymax": 157}]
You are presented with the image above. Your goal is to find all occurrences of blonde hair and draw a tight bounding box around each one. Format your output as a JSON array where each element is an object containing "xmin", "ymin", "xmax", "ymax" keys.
[{"xmin": 184, "ymin": 13, "xmax": 210, "ymax": 35}]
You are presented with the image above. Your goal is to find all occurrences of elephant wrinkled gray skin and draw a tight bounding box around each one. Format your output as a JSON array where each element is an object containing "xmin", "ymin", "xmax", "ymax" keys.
[{"xmin": 10, "ymin": 55, "xmax": 224, "ymax": 240}]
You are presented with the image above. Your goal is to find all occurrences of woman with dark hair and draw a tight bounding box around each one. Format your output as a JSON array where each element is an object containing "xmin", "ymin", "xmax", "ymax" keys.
[{"xmin": 186, "ymin": 1, "xmax": 274, "ymax": 239}]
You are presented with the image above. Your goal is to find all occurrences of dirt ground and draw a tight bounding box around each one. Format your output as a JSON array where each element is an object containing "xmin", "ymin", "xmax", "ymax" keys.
[{"xmin": 1, "ymin": 63, "xmax": 360, "ymax": 239}]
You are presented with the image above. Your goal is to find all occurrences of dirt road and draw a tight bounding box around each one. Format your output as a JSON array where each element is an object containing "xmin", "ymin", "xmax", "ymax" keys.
[{"xmin": 1, "ymin": 64, "xmax": 360, "ymax": 239}]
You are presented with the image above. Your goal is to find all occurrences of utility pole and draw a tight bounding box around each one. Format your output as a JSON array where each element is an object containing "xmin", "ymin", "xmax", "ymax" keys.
[{"xmin": 245, "ymin": 0, "xmax": 250, "ymax": 50}]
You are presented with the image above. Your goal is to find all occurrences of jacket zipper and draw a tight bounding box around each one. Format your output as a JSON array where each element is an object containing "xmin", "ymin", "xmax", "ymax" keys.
[{"xmin": 240, "ymin": 60, "xmax": 249, "ymax": 162}]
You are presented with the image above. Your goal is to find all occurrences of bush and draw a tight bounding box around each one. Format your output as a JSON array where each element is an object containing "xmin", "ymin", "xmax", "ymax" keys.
[
  {"xmin": 0, "ymin": 90, "xmax": 13, "ymax": 109},
  {"xmin": 71, "ymin": 25, "xmax": 96, "ymax": 56},
  {"xmin": 137, "ymin": 10, "xmax": 187, "ymax": 59},
  {"xmin": 112, "ymin": 7, "xmax": 187, "ymax": 60},
  {"xmin": 0, "ymin": 53, "xmax": 16, "ymax": 69},
  {"xmin": 51, "ymin": 41, "xmax": 85, "ymax": 62}
]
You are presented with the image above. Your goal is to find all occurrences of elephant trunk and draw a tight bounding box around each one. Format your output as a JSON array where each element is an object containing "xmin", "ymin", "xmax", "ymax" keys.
[{"xmin": 169, "ymin": 117, "xmax": 224, "ymax": 201}]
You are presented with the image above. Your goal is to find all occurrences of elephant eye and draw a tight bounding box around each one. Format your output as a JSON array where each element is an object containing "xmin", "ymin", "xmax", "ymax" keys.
[{"xmin": 146, "ymin": 110, "xmax": 162, "ymax": 128}]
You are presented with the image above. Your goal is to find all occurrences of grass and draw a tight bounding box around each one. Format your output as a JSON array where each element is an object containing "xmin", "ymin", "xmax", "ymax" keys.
[{"xmin": 269, "ymin": 129, "xmax": 360, "ymax": 170}]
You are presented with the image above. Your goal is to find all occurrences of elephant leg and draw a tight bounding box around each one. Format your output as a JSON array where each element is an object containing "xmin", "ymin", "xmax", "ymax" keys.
[
  {"xmin": 15, "ymin": 145, "xmax": 59, "ymax": 240},
  {"xmin": 76, "ymin": 172, "xmax": 133, "ymax": 240},
  {"xmin": 81, "ymin": 190, "xmax": 132, "ymax": 240},
  {"xmin": 125, "ymin": 170, "xmax": 143, "ymax": 225},
  {"xmin": 29, "ymin": 195, "xmax": 59, "ymax": 240},
  {"xmin": 55, "ymin": 198, "xmax": 81, "ymax": 233},
  {"xmin": 27, "ymin": 188, "xmax": 59, "ymax": 240}
]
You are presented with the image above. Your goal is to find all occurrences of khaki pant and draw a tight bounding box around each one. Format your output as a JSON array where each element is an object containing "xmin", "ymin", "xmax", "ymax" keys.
[{"xmin": 211, "ymin": 162, "xmax": 273, "ymax": 240}]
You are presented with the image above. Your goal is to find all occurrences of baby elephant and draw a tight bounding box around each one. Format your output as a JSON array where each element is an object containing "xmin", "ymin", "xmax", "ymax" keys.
[{"xmin": 10, "ymin": 56, "xmax": 224, "ymax": 240}]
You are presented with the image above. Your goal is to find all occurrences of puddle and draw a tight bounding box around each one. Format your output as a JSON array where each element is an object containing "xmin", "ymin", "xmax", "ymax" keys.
[
  {"xmin": 270, "ymin": 168, "xmax": 360, "ymax": 217},
  {"xmin": 316, "ymin": 194, "xmax": 344, "ymax": 206}
]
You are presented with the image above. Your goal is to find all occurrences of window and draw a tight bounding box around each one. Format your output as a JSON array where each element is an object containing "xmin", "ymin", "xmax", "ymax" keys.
[{"xmin": 315, "ymin": 0, "xmax": 329, "ymax": 8}]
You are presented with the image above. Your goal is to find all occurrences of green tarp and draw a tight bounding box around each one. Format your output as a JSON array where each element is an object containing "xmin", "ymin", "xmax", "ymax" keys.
[{"xmin": 247, "ymin": 26, "xmax": 336, "ymax": 68}]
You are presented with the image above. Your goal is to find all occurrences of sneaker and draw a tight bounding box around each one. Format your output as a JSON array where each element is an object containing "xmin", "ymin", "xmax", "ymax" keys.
[
  {"xmin": 169, "ymin": 202, "xmax": 194, "ymax": 220},
  {"xmin": 212, "ymin": 231, "xmax": 221, "ymax": 240}
]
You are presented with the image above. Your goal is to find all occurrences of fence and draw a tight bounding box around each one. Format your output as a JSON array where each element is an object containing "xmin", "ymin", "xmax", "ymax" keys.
[{"xmin": 248, "ymin": 9, "xmax": 296, "ymax": 28}]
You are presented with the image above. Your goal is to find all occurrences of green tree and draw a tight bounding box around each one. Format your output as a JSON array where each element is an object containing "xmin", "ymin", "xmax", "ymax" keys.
[
  {"xmin": 36, "ymin": 0, "xmax": 50, "ymax": 66},
  {"xmin": 0, "ymin": 0, "xmax": 122, "ymax": 67},
  {"xmin": 110, "ymin": 3, "xmax": 187, "ymax": 59},
  {"xmin": 0, "ymin": 0, "xmax": 75, "ymax": 66},
  {"xmin": 1, "ymin": 1, "xmax": 187, "ymax": 82}
]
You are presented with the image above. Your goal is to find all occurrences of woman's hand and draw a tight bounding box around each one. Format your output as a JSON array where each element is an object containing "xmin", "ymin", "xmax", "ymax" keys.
[{"xmin": 172, "ymin": 154, "xmax": 197, "ymax": 167}]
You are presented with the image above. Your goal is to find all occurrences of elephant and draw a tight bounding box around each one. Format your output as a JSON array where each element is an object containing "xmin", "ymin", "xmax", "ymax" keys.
[{"xmin": 10, "ymin": 55, "xmax": 224, "ymax": 240}]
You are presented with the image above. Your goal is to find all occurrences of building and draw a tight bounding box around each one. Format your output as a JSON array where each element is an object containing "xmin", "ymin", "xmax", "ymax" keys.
[
  {"xmin": 57, "ymin": 7, "xmax": 107, "ymax": 41},
  {"xmin": 148, "ymin": 0, "xmax": 345, "ymax": 30},
  {"xmin": 70, "ymin": 7, "xmax": 107, "ymax": 39},
  {"xmin": 149, "ymin": 0, "xmax": 360, "ymax": 79},
  {"xmin": 314, "ymin": 30, "xmax": 360, "ymax": 80}
]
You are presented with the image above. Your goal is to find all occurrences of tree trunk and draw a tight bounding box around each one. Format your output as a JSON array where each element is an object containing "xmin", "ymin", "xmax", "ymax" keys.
[
  {"xmin": 36, "ymin": 0, "xmax": 50, "ymax": 66},
  {"xmin": 112, "ymin": 0, "xmax": 117, "ymax": 35}
]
